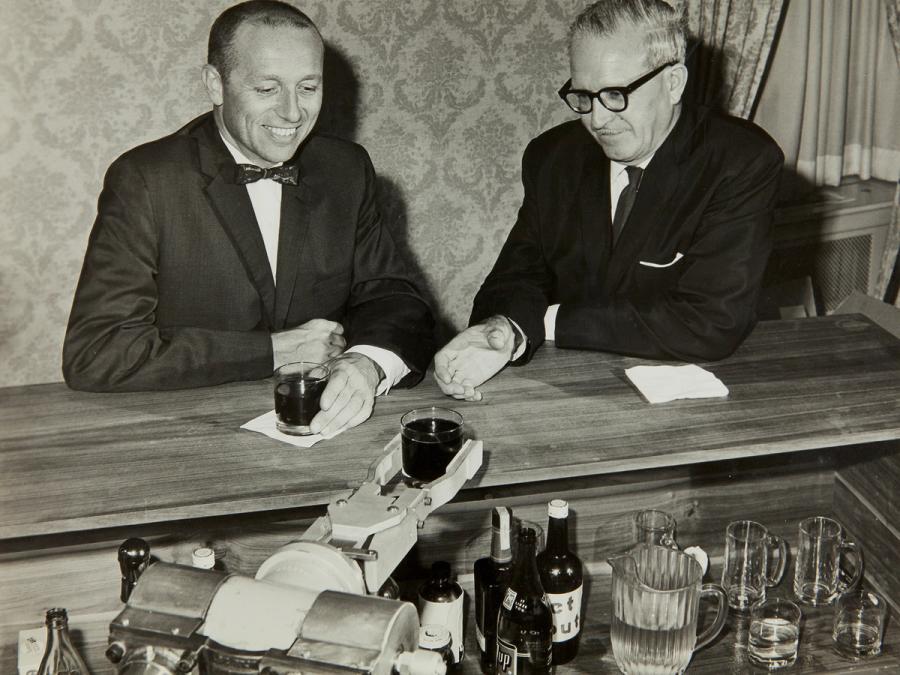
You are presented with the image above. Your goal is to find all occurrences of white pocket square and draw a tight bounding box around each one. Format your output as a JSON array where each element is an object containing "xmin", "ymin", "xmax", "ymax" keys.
[{"xmin": 639, "ymin": 252, "xmax": 684, "ymax": 268}]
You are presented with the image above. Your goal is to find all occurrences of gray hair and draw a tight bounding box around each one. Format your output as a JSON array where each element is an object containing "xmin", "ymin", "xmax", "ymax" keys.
[{"xmin": 568, "ymin": 0, "xmax": 686, "ymax": 67}]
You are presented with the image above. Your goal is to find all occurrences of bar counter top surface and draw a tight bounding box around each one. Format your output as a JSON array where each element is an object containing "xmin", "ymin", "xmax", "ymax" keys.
[{"xmin": 2, "ymin": 314, "xmax": 899, "ymax": 542}]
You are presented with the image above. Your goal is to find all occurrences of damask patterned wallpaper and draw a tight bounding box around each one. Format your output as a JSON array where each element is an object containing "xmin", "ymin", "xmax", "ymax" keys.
[{"xmin": 0, "ymin": 0, "xmax": 584, "ymax": 386}]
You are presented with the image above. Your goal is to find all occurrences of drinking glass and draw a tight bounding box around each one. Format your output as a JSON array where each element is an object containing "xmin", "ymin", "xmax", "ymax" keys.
[
  {"xmin": 748, "ymin": 598, "xmax": 801, "ymax": 669},
  {"xmin": 793, "ymin": 516, "xmax": 863, "ymax": 606},
  {"xmin": 633, "ymin": 509, "xmax": 677, "ymax": 548},
  {"xmin": 722, "ymin": 520, "xmax": 787, "ymax": 612},
  {"xmin": 400, "ymin": 407, "xmax": 464, "ymax": 484},
  {"xmin": 274, "ymin": 361, "xmax": 329, "ymax": 435},
  {"xmin": 832, "ymin": 590, "xmax": 888, "ymax": 657}
]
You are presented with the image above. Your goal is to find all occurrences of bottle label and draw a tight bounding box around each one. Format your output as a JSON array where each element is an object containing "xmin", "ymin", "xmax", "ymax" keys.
[
  {"xmin": 420, "ymin": 595, "xmax": 465, "ymax": 663},
  {"xmin": 547, "ymin": 585, "xmax": 583, "ymax": 642},
  {"xmin": 502, "ymin": 587, "xmax": 516, "ymax": 610},
  {"xmin": 496, "ymin": 636, "xmax": 523, "ymax": 674}
]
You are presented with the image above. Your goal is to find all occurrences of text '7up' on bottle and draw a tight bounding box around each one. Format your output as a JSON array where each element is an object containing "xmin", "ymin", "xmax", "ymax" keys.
[{"xmin": 495, "ymin": 527, "xmax": 553, "ymax": 674}]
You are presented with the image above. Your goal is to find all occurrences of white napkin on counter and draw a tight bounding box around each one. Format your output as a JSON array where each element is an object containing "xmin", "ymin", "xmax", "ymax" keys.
[
  {"xmin": 625, "ymin": 364, "xmax": 729, "ymax": 404},
  {"xmin": 241, "ymin": 409, "xmax": 326, "ymax": 447}
]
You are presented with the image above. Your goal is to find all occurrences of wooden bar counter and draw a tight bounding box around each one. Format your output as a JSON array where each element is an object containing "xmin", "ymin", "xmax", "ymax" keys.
[{"xmin": 2, "ymin": 314, "xmax": 899, "ymax": 673}]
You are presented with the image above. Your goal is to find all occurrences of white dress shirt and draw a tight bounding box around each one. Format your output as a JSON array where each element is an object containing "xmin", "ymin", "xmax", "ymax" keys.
[
  {"xmin": 221, "ymin": 134, "xmax": 409, "ymax": 393},
  {"xmin": 540, "ymin": 154, "xmax": 654, "ymax": 343}
]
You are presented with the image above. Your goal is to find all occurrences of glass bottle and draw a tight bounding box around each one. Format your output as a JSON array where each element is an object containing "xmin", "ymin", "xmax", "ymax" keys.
[
  {"xmin": 495, "ymin": 528, "xmax": 553, "ymax": 674},
  {"xmin": 536, "ymin": 499, "xmax": 583, "ymax": 664},
  {"xmin": 37, "ymin": 608, "xmax": 91, "ymax": 675},
  {"xmin": 418, "ymin": 560, "xmax": 465, "ymax": 665},
  {"xmin": 474, "ymin": 506, "xmax": 514, "ymax": 673}
]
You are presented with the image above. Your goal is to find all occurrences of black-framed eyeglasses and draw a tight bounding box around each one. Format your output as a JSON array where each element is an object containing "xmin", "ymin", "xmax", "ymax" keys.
[{"xmin": 558, "ymin": 61, "xmax": 678, "ymax": 114}]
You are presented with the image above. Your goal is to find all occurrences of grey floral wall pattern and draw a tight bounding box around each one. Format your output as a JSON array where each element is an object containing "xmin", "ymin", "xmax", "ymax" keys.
[{"xmin": 0, "ymin": 0, "xmax": 584, "ymax": 386}]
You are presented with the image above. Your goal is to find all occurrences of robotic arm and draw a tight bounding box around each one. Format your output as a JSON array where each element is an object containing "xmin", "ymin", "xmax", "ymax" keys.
[{"xmin": 106, "ymin": 436, "xmax": 483, "ymax": 675}]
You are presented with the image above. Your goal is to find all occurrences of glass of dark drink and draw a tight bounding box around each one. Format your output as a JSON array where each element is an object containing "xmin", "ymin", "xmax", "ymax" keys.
[
  {"xmin": 274, "ymin": 362, "xmax": 330, "ymax": 436},
  {"xmin": 400, "ymin": 407, "xmax": 464, "ymax": 484}
]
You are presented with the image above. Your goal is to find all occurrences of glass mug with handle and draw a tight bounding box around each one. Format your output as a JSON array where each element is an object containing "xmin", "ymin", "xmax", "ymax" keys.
[
  {"xmin": 722, "ymin": 520, "xmax": 787, "ymax": 612},
  {"xmin": 633, "ymin": 509, "xmax": 678, "ymax": 548},
  {"xmin": 609, "ymin": 544, "xmax": 728, "ymax": 675},
  {"xmin": 793, "ymin": 516, "xmax": 863, "ymax": 606}
]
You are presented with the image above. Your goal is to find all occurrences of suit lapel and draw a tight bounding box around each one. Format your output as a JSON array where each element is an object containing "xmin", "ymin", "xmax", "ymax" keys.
[
  {"xmin": 604, "ymin": 107, "xmax": 698, "ymax": 293},
  {"xmin": 273, "ymin": 179, "xmax": 315, "ymax": 329},
  {"xmin": 575, "ymin": 141, "xmax": 613, "ymax": 294},
  {"xmin": 195, "ymin": 117, "xmax": 277, "ymax": 328}
]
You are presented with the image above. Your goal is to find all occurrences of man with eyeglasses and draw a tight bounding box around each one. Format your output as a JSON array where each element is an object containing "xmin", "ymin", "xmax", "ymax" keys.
[{"xmin": 434, "ymin": 0, "xmax": 783, "ymax": 401}]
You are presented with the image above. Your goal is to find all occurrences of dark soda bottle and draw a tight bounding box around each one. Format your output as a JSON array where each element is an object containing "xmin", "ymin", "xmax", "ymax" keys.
[
  {"xmin": 474, "ymin": 506, "xmax": 514, "ymax": 673},
  {"xmin": 418, "ymin": 561, "xmax": 465, "ymax": 665},
  {"xmin": 495, "ymin": 528, "xmax": 553, "ymax": 674},
  {"xmin": 536, "ymin": 499, "xmax": 583, "ymax": 664}
]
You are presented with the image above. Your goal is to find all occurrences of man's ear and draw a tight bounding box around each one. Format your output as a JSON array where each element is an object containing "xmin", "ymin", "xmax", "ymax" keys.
[
  {"xmin": 666, "ymin": 63, "xmax": 688, "ymax": 104},
  {"xmin": 201, "ymin": 64, "xmax": 224, "ymax": 106}
]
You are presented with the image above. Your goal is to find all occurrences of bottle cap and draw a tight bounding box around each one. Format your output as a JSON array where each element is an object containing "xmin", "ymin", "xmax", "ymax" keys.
[
  {"xmin": 395, "ymin": 649, "xmax": 447, "ymax": 675},
  {"xmin": 418, "ymin": 624, "xmax": 451, "ymax": 649},
  {"xmin": 192, "ymin": 547, "xmax": 215, "ymax": 569},
  {"xmin": 430, "ymin": 560, "xmax": 451, "ymax": 582},
  {"xmin": 548, "ymin": 498, "xmax": 569, "ymax": 518},
  {"xmin": 491, "ymin": 506, "xmax": 513, "ymax": 562}
]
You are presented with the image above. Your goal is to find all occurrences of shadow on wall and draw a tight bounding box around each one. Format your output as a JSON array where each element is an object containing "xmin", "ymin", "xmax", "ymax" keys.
[
  {"xmin": 318, "ymin": 42, "xmax": 456, "ymax": 346},
  {"xmin": 684, "ymin": 38, "xmax": 841, "ymax": 319}
]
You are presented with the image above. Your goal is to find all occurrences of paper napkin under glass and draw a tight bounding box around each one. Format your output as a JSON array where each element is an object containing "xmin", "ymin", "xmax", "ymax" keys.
[
  {"xmin": 241, "ymin": 409, "xmax": 329, "ymax": 447},
  {"xmin": 624, "ymin": 364, "xmax": 729, "ymax": 404}
]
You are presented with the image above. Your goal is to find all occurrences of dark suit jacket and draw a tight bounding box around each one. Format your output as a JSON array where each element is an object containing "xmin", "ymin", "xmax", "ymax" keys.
[
  {"xmin": 63, "ymin": 113, "xmax": 433, "ymax": 391},
  {"xmin": 471, "ymin": 104, "xmax": 784, "ymax": 362}
]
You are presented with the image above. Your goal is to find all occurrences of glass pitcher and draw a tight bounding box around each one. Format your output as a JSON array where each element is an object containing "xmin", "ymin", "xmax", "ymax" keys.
[{"xmin": 609, "ymin": 544, "xmax": 727, "ymax": 674}]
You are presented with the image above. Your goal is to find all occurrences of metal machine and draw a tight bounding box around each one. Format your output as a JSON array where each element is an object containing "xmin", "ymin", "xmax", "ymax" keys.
[{"xmin": 106, "ymin": 435, "xmax": 483, "ymax": 675}]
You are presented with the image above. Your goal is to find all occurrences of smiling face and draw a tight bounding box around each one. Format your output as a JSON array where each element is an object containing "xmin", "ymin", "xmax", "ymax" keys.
[
  {"xmin": 570, "ymin": 28, "xmax": 686, "ymax": 165},
  {"xmin": 203, "ymin": 22, "xmax": 324, "ymax": 168}
]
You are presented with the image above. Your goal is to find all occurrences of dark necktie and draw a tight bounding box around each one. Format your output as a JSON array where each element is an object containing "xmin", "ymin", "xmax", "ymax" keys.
[
  {"xmin": 235, "ymin": 163, "xmax": 299, "ymax": 186},
  {"xmin": 612, "ymin": 165, "xmax": 643, "ymax": 245}
]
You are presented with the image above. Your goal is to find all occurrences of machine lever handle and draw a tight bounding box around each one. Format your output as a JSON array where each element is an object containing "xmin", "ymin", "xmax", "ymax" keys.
[{"xmin": 118, "ymin": 537, "xmax": 150, "ymax": 602}]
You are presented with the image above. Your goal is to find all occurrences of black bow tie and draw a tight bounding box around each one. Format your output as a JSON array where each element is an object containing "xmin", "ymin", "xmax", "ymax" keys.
[{"xmin": 234, "ymin": 163, "xmax": 299, "ymax": 186}]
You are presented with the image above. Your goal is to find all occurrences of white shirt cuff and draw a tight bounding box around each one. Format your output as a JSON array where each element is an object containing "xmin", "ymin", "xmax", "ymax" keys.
[
  {"xmin": 544, "ymin": 304, "xmax": 560, "ymax": 341},
  {"xmin": 507, "ymin": 318, "xmax": 528, "ymax": 361},
  {"xmin": 346, "ymin": 345, "xmax": 409, "ymax": 395}
]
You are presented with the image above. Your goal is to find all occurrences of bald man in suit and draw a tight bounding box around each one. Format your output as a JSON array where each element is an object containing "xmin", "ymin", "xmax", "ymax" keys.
[{"xmin": 64, "ymin": 1, "xmax": 433, "ymax": 437}]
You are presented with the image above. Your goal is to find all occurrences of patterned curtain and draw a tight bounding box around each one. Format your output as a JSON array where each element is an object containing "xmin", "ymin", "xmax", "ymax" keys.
[
  {"xmin": 880, "ymin": 0, "xmax": 900, "ymax": 307},
  {"xmin": 876, "ymin": 182, "xmax": 900, "ymax": 307},
  {"xmin": 886, "ymin": 0, "xmax": 900, "ymax": 65},
  {"xmin": 672, "ymin": 0, "xmax": 785, "ymax": 119}
]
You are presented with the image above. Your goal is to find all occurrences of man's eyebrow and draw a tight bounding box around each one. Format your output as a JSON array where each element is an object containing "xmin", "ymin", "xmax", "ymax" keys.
[{"xmin": 248, "ymin": 72, "xmax": 323, "ymax": 81}]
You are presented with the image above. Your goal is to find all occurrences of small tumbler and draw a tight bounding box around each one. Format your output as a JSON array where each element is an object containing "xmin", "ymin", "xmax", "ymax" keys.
[
  {"xmin": 748, "ymin": 598, "xmax": 802, "ymax": 669},
  {"xmin": 400, "ymin": 407, "xmax": 464, "ymax": 484},
  {"xmin": 832, "ymin": 590, "xmax": 888, "ymax": 658}
]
